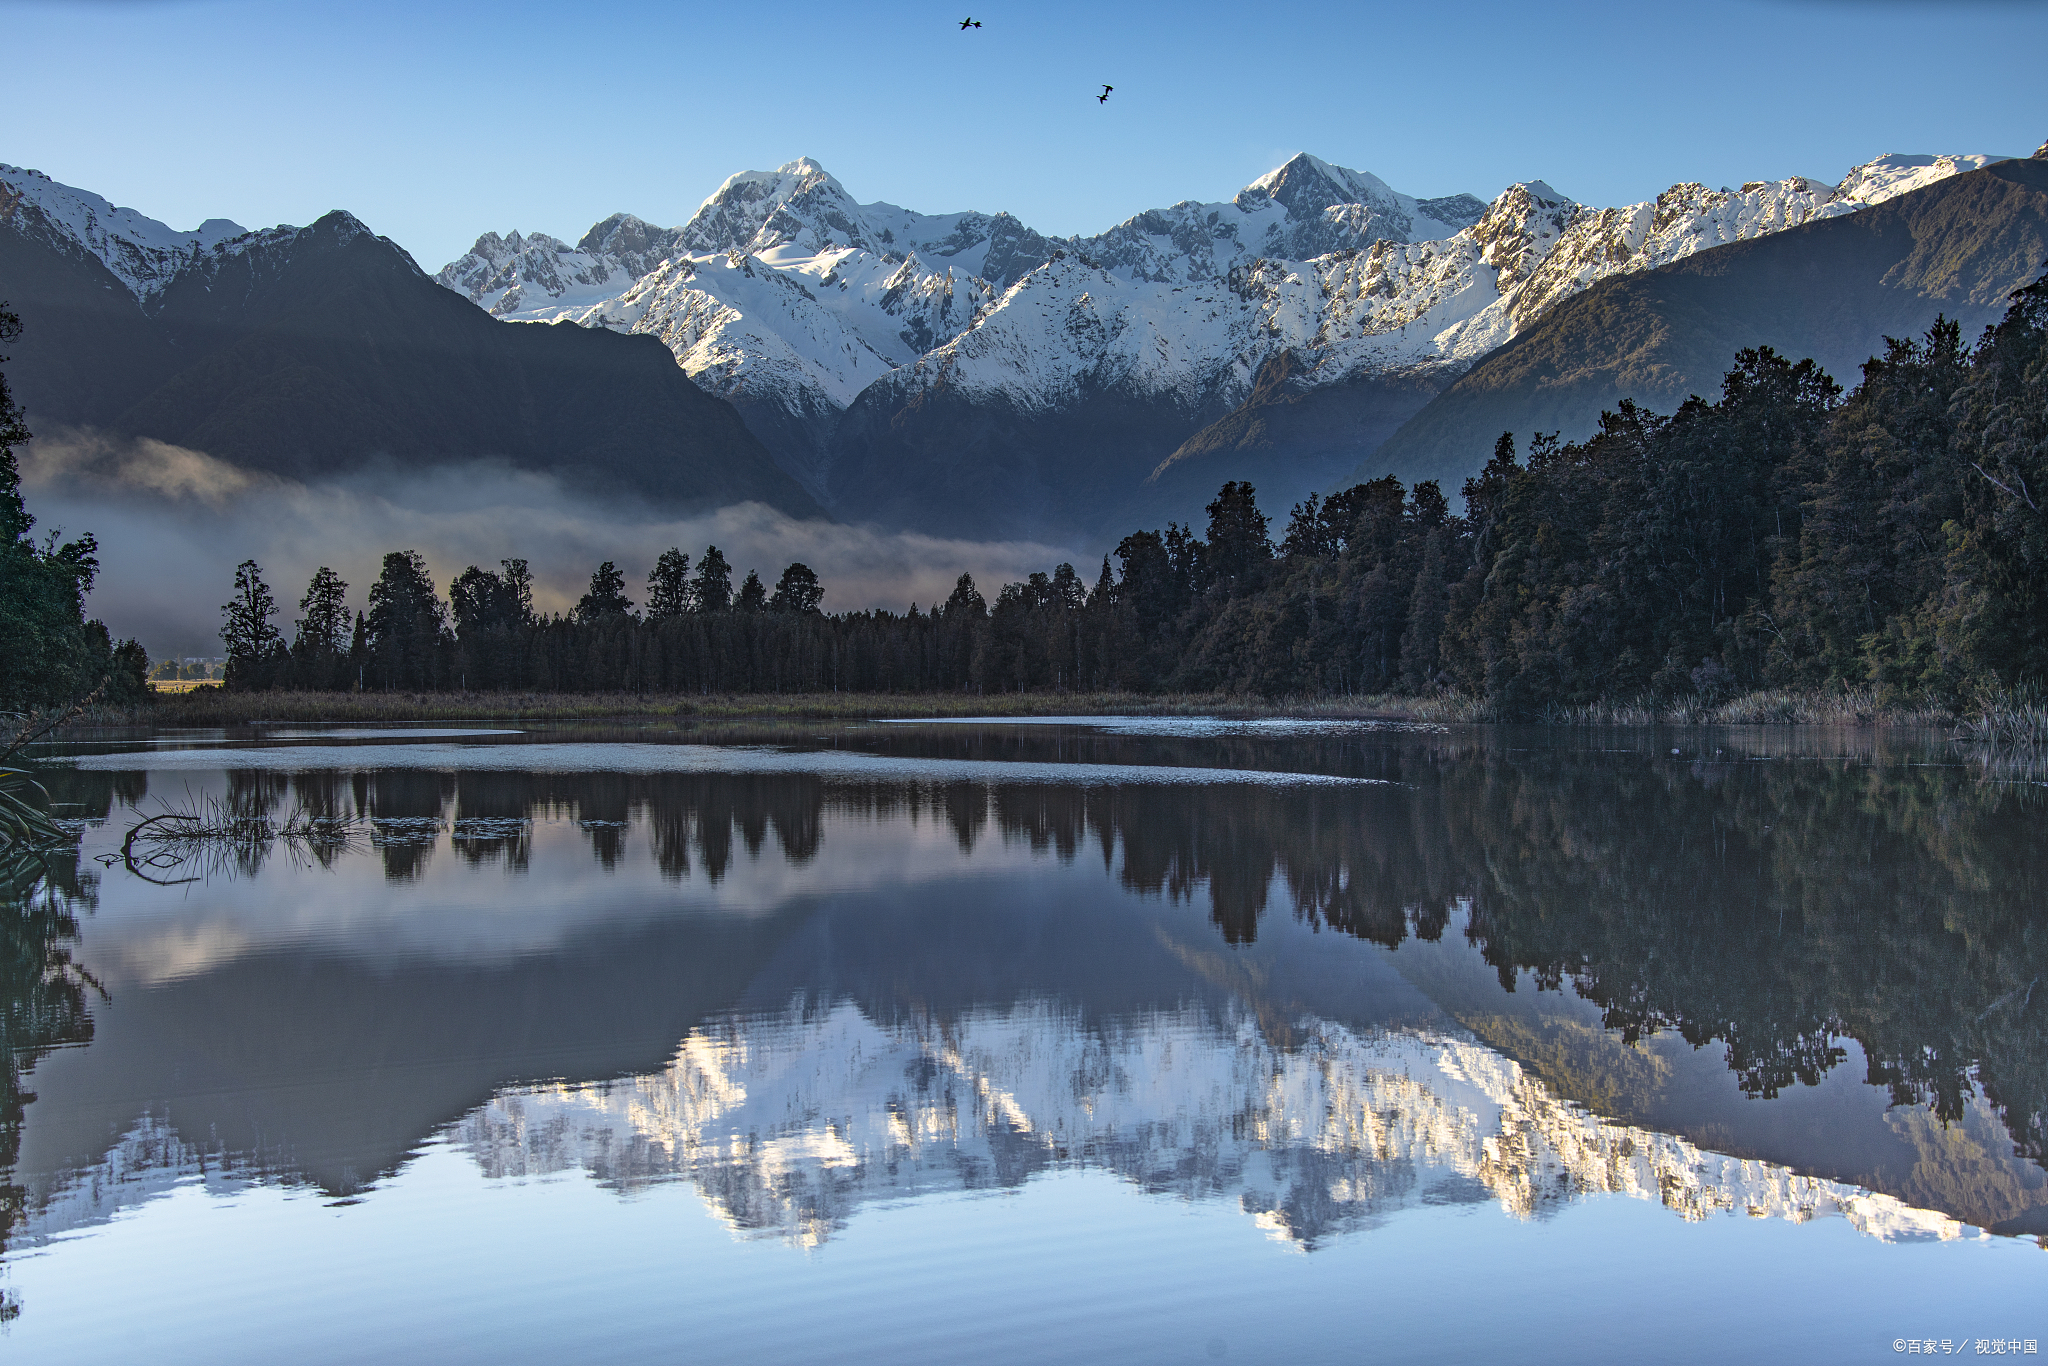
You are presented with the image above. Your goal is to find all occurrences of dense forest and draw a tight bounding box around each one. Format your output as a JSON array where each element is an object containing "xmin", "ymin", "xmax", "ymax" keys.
[
  {"xmin": 0, "ymin": 304, "xmax": 147, "ymax": 713},
  {"xmin": 215, "ymin": 268, "xmax": 2047, "ymax": 716}
]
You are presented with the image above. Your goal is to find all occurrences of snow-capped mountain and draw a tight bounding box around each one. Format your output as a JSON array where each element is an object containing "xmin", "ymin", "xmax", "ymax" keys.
[
  {"xmin": 0, "ymin": 162, "xmax": 279, "ymax": 300},
  {"xmin": 885, "ymin": 153, "xmax": 2008, "ymax": 420},
  {"xmin": 1081, "ymin": 153, "xmax": 1484, "ymax": 286},
  {"xmin": 433, "ymin": 148, "xmax": 2011, "ymax": 530},
  {"xmin": 0, "ymin": 162, "xmax": 812, "ymax": 513},
  {"xmin": 431, "ymin": 154, "xmax": 1496, "ymax": 496},
  {"xmin": 18, "ymin": 997, "xmax": 1984, "ymax": 1255},
  {"xmin": 459, "ymin": 998, "xmax": 1977, "ymax": 1250}
]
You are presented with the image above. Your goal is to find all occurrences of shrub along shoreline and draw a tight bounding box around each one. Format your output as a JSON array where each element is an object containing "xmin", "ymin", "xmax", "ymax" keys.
[{"xmin": 100, "ymin": 682, "xmax": 1997, "ymax": 732}]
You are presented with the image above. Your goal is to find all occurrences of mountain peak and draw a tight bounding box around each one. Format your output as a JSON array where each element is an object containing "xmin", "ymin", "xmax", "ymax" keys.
[
  {"xmin": 1237, "ymin": 153, "xmax": 1396, "ymax": 217},
  {"xmin": 679, "ymin": 157, "xmax": 868, "ymax": 257},
  {"xmin": 1512, "ymin": 180, "xmax": 1571, "ymax": 206}
]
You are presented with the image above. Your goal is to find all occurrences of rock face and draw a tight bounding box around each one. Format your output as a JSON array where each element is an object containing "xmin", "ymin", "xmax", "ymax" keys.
[
  {"xmin": 0, "ymin": 165, "xmax": 817, "ymax": 515},
  {"xmin": 435, "ymin": 148, "xmax": 2017, "ymax": 538}
]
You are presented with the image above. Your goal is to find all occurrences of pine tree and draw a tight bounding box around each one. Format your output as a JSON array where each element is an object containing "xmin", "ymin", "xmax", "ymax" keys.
[
  {"xmin": 220, "ymin": 559, "xmax": 286, "ymax": 690},
  {"xmin": 287, "ymin": 566, "xmax": 351, "ymax": 690},
  {"xmin": 295, "ymin": 568, "xmax": 351, "ymax": 653},
  {"xmin": 500, "ymin": 559, "xmax": 534, "ymax": 625},
  {"xmin": 1203, "ymin": 481, "xmax": 1270, "ymax": 589},
  {"xmin": 769, "ymin": 562, "xmax": 823, "ymax": 613},
  {"xmin": 366, "ymin": 550, "xmax": 448, "ymax": 690},
  {"xmin": 576, "ymin": 561, "xmax": 634, "ymax": 620},
  {"xmin": 735, "ymin": 570, "xmax": 768, "ymax": 613},
  {"xmin": 692, "ymin": 546, "xmax": 733, "ymax": 612},
  {"xmin": 1398, "ymin": 529, "xmax": 1449, "ymax": 692},
  {"xmin": 646, "ymin": 548, "xmax": 692, "ymax": 619}
]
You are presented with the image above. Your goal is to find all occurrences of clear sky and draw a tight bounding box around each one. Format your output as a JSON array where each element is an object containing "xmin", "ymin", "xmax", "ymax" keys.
[{"xmin": 6, "ymin": 0, "xmax": 2046, "ymax": 273}]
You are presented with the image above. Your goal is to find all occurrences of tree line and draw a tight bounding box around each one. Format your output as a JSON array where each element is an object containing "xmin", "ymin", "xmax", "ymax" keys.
[{"xmin": 215, "ymin": 266, "xmax": 2046, "ymax": 713}]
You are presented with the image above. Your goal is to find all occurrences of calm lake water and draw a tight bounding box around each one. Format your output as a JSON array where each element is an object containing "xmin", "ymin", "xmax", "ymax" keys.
[{"xmin": 3, "ymin": 718, "xmax": 2042, "ymax": 1363}]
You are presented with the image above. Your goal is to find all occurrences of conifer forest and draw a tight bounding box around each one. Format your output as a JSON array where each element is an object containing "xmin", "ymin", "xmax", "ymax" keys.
[{"xmin": 194, "ymin": 274, "xmax": 2048, "ymax": 718}]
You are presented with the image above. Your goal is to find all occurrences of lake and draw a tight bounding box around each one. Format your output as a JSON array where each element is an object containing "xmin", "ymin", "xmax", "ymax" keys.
[{"xmin": 3, "ymin": 718, "xmax": 2042, "ymax": 1363}]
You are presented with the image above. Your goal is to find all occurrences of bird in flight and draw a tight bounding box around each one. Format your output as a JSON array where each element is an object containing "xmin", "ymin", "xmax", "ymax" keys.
[
  {"xmin": 1098, "ymin": 84, "xmax": 1113, "ymax": 103},
  {"xmin": 959, "ymin": 16, "xmax": 981, "ymax": 28}
]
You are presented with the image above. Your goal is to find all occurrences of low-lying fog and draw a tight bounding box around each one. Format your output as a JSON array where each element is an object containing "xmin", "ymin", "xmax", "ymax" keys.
[{"xmin": 23, "ymin": 429, "xmax": 1087, "ymax": 660}]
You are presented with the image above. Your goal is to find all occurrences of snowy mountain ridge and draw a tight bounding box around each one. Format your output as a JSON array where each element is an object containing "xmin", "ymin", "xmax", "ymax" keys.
[
  {"xmin": 0, "ymin": 163, "xmax": 252, "ymax": 301},
  {"xmin": 0, "ymin": 162, "xmax": 410, "ymax": 306},
  {"xmin": 2, "ymin": 147, "xmax": 2017, "ymax": 528},
  {"xmin": 19, "ymin": 998, "xmax": 1984, "ymax": 1254},
  {"xmin": 430, "ymin": 148, "xmax": 2010, "ymax": 501},
  {"xmin": 454, "ymin": 998, "xmax": 1979, "ymax": 1251}
]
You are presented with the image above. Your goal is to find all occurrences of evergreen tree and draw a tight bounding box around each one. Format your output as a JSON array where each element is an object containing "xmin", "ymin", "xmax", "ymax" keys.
[
  {"xmin": 365, "ymin": 550, "xmax": 448, "ymax": 690},
  {"xmin": 500, "ymin": 559, "xmax": 535, "ymax": 626},
  {"xmin": 943, "ymin": 573, "xmax": 986, "ymax": 618},
  {"xmin": 1203, "ymin": 481, "xmax": 1270, "ymax": 588},
  {"xmin": 1050, "ymin": 562, "xmax": 1086, "ymax": 610},
  {"xmin": 692, "ymin": 546, "xmax": 733, "ymax": 612},
  {"xmin": 288, "ymin": 566, "xmax": 351, "ymax": 691},
  {"xmin": 1771, "ymin": 322, "xmax": 1969, "ymax": 692},
  {"xmin": 220, "ymin": 560, "xmax": 287, "ymax": 690},
  {"xmin": 447, "ymin": 563, "xmax": 529, "ymax": 692},
  {"xmin": 575, "ymin": 561, "xmax": 634, "ymax": 620},
  {"xmin": 769, "ymin": 562, "xmax": 823, "ymax": 613},
  {"xmin": 735, "ymin": 570, "xmax": 768, "ymax": 613},
  {"xmin": 646, "ymin": 548, "xmax": 692, "ymax": 619},
  {"xmin": 1938, "ymin": 269, "xmax": 2048, "ymax": 687},
  {"xmin": 1398, "ymin": 529, "xmax": 1450, "ymax": 692},
  {"xmin": 450, "ymin": 565, "xmax": 517, "ymax": 635},
  {"xmin": 1279, "ymin": 493, "xmax": 1337, "ymax": 559},
  {"xmin": 295, "ymin": 568, "xmax": 351, "ymax": 653}
]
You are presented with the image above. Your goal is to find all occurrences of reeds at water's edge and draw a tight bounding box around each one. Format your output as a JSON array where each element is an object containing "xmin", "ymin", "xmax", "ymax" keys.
[{"xmin": 38, "ymin": 682, "xmax": 2041, "ymax": 743}]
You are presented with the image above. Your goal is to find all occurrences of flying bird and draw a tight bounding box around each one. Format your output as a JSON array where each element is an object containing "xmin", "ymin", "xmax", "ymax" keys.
[
  {"xmin": 959, "ymin": 16, "xmax": 981, "ymax": 28},
  {"xmin": 1098, "ymin": 84, "xmax": 1113, "ymax": 103}
]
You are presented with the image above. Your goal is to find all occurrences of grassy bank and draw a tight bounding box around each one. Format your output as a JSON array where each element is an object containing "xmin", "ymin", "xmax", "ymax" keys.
[
  {"xmin": 77, "ymin": 683, "xmax": 2024, "ymax": 732},
  {"xmin": 107, "ymin": 688, "xmax": 1429, "ymax": 727}
]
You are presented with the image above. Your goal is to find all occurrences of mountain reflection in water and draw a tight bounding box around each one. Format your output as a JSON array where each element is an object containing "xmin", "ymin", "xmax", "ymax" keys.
[
  {"xmin": 457, "ymin": 998, "xmax": 1981, "ymax": 1251},
  {"xmin": 7, "ymin": 723, "xmax": 2047, "ymax": 1290}
]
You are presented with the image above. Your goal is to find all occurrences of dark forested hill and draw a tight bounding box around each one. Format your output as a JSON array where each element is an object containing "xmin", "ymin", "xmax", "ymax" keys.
[
  {"xmin": 0, "ymin": 203, "xmax": 818, "ymax": 514},
  {"xmin": 1362, "ymin": 156, "xmax": 2048, "ymax": 494}
]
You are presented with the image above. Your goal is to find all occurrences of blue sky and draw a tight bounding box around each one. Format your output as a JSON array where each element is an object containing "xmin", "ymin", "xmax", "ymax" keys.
[{"xmin": 6, "ymin": 0, "xmax": 2046, "ymax": 271}]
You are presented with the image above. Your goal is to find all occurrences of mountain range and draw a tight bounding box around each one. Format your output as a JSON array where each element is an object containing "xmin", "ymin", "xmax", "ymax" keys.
[
  {"xmin": 0, "ymin": 167, "xmax": 816, "ymax": 515},
  {"xmin": 4, "ymin": 141, "xmax": 2044, "ymax": 548},
  {"xmin": 434, "ymin": 146, "xmax": 2037, "ymax": 538}
]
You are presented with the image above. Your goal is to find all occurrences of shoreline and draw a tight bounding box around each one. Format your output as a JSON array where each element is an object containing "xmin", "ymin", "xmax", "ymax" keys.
[{"xmin": 91, "ymin": 686, "xmax": 1980, "ymax": 731}]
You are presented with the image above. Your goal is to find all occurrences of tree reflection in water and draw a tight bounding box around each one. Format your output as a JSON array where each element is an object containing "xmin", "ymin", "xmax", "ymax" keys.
[
  {"xmin": 148, "ymin": 740, "xmax": 2048, "ymax": 1182},
  {"xmin": 10, "ymin": 734, "xmax": 2047, "ymax": 1267},
  {"xmin": 0, "ymin": 834, "xmax": 105, "ymax": 1320}
]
